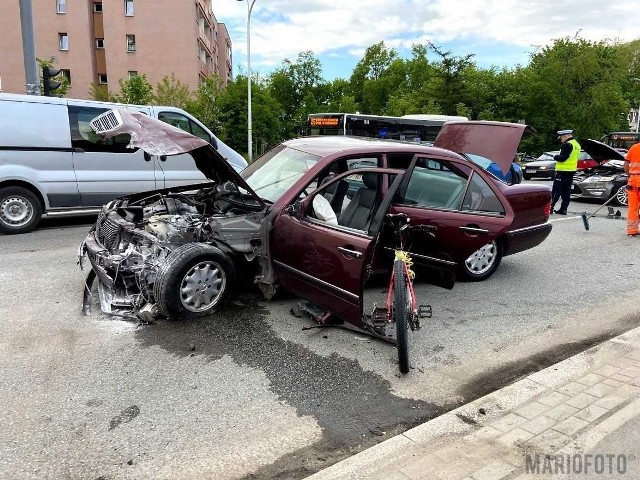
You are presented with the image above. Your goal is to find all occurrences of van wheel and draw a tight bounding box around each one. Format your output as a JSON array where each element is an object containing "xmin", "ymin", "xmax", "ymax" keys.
[
  {"xmin": 0, "ymin": 186, "xmax": 43, "ymax": 234},
  {"xmin": 153, "ymin": 243, "xmax": 235, "ymax": 320}
]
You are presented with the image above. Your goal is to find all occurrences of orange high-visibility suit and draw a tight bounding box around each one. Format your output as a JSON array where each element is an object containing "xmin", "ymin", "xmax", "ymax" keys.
[{"xmin": 625, "ymin": 143, "xmax": 640, "ymax": 236}]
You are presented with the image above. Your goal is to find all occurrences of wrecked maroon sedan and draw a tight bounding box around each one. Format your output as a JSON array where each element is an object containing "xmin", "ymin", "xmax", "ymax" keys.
[{"xmin": 80, "ymin": 110, "xmax": 551, "ymax": 332}]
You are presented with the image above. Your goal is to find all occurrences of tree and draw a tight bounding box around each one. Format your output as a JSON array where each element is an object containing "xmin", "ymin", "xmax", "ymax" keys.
[
  {"xmin": 186, "ymin": 74, "xmax": 224, "ymax": 135},
  {"xmin": 113, "ymin": 74, "xmax": 153, "ymax": 104},
  {"xmin": 154, "ymin": 74, "xmax": 192, "ymax": 109},
  {"xmin": 349, "ymin": 42, "xmax": 397, "ymax": 109},
  {"xmin": 88, "ymin": 83, "xmax": 111, "ymax": 101}
]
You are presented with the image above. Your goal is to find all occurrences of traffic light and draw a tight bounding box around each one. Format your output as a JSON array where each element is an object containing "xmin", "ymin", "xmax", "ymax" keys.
[{"xmin": 42, "ymin": 66, "xmax": 62, "ymax": 96}]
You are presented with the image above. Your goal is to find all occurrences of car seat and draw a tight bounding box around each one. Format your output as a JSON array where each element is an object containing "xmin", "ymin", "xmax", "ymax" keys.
[{"xmin": 338, "ymin": 172, "xmax": 378, "ymax": 231}]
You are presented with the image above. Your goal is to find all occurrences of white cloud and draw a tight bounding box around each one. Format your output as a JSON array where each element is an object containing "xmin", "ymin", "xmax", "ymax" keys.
[{"xmin": 218, "ymin": 0, "xmax": 639, "ymax": 74}]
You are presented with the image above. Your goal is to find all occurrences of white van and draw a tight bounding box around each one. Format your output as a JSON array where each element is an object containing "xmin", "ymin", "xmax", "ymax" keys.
[{"xmin": 0, "ymin": 93, "xmax": 247, "ymax": 234}]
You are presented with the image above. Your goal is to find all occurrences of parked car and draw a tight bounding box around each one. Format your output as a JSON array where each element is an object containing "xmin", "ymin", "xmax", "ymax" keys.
[
  {"xmin": 522, "ymin": 150, "xmax": 599, "ymax": 180},
  {"xmin": 80, "ymin": 112, "xmax": 553, "ymax": 328},
  {"xmin": 572, "ymin": 160, "xmax": 629, "ymax": 206},
  {"xmin": 0, "ymin": 93, "xmax": 247, "ymax": 234}
]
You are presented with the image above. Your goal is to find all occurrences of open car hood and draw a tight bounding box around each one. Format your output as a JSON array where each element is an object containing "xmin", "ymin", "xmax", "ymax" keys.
[
  {"xmin": 578, "ymin": 138, "xmax": 626, "ymax": 162},
  {"xmin": 90, "ymin": 109, "xmax": 265, "ymax": 208},
  {"xmin": 434, "ymin": 121, "xmax": 536, "ymax": 175}
]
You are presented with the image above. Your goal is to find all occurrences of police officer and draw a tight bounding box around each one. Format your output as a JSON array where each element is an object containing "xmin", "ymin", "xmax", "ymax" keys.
[{"xmin": 551, "ymin": 129, "xmax": 581, "ymax": 215}]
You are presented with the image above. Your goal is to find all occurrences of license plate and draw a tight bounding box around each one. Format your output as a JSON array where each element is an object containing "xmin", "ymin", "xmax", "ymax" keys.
[{"xmin": 526, "ymin": 169, "xmax": 537, "ymax": 173}]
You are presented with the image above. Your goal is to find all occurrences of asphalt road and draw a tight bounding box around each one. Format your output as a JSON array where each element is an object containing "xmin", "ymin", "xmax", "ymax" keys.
[{"xmin": 1, "ymin": 186, "xmax": 639, "ymax": 480}]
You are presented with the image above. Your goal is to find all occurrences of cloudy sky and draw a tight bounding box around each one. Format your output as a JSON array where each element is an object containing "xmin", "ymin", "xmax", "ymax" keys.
[{"xmin": 215, "ymin": 0, "xmax": 639, "ymax": 80}]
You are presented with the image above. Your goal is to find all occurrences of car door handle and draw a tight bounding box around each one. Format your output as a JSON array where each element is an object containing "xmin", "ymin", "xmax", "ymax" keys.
[
  {"xmin": 459, "ymin": 225, "xmax": 489, "ymax": 235},
  {"xmin": 338, "ymin": 246, "xmax": 363, "ymax": 258}
]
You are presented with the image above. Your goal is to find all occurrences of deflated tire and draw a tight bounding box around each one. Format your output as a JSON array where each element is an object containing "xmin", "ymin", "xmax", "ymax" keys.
[{"xmin": 153, "ymin": 243, "xmax": 235, "ymax": 319}]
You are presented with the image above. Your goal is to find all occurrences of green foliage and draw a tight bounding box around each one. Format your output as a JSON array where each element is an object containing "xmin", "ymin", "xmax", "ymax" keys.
[
  {"xmin": 113, "ymin": 74, "xmax": 154, "ymax": 105},
  {"xmin": 154, "ymin": 74, "xmax": 192, "ymax": 109},
  {"xmin": 186, "ymin": 74, "xmax": 224, "ymax": 135},
  {"xmin": 88, "ymin": 83, "xmax": 111, "ymax": 101}
]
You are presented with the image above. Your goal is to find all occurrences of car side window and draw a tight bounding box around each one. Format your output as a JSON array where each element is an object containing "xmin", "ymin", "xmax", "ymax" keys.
[
  {"xmin": 68, "ymin": 105, "xmax": 133, "ymax": 153},
  {"xmin": 398, "ymin": 158, "xmax": 468, "ymax": 210},
  {"xmin": 307, "ymin": 171, "xmax": 387, "ymax": 234},
  {"xmin": 461, "ymin": 172, "xmax": 506, "ymax": 215},
  {"xmin": 158, "ymin": 111, "xmax": 212, "ymax": 143}
]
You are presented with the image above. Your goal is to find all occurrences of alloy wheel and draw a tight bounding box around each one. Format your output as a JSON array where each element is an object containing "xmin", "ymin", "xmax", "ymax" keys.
[{"xmin": 179, "ymin": 261, "xmax": 226, "ymax": 312}]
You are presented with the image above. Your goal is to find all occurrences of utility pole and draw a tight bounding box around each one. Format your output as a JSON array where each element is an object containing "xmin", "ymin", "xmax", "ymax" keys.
[{"xmin": 19, "ymin": 0, "xmax": 40, "ymax": 95}]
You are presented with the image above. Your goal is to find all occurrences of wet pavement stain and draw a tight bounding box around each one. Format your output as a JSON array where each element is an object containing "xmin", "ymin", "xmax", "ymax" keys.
[
  {"xmin": 133, "ymin": 297, "xmax": 450, "ymax": 476},
  {"xmin": 458, "ymin": 313, "xmax": 640, "ymax": 404},
  {"xmin": 109, "ymin": 405, "xmax": 140, "ymax": 431}
]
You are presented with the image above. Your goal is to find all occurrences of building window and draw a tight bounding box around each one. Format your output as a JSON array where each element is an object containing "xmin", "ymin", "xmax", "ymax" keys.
[
  {"xmin": 124, "ymin": 0, "xmax": 134, "ymax": 16},
  {"xmin": 95, "ymin": 38, "xmax": 104, "ymax": 49},
  {"xmin": 60, "ymin": 69, "xmax": 71, "ymax": 85},
  {"xmin": 128, "ymin": 71, "xmax": 138, "ymax": 78},
  {"xmin": 94, "ymin": 2, "xmax": 103, "ymax": 12},
  {"xmin": 56, "ymin": 0, "xmax": 66, "ymax": 14},
  {"xmin": 98, "ymin": 74, "xmax": 108, "ymax": 84},
  {"xmin": 126, "ymin": 35, "xmax": 136, "ymax": 52},
  {"xmin": 59, "ymin": 33, "xmax": 69, "ymax": 51}
]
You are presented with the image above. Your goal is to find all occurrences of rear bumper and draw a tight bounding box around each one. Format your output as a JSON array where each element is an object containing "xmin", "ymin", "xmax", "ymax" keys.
[{"xmin": 504, "ymin": 222, "xmax": 552, "ymax": 256}]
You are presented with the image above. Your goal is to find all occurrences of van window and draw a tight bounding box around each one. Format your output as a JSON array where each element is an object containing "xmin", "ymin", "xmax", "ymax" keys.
[
  {"xmin": 68, "ymin": 105, "xmax": 134, "ymax": 153},
  {"xmin": 158, "ymin": 111, "xmax": 211, "ymax": 143}
]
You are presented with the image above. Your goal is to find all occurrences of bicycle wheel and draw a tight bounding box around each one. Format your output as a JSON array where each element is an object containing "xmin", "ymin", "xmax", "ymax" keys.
[{"xmin": 393, "ymin": 260, "xmax": 410, "ymax": 373}]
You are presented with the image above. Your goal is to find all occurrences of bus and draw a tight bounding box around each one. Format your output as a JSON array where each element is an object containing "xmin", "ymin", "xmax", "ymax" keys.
[
  {"xmin": 306, "ymin": 113, "xmax": 468, "ymax": 143},
  {"xmin": 599, "ymin": 132, "xmax": 640, "ymax": 149}
]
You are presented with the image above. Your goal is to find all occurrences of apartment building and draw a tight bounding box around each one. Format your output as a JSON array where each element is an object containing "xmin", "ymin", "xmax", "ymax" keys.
[{"xmin": 0, "ymin": 0, "xmax": 233, "ymax": 99}]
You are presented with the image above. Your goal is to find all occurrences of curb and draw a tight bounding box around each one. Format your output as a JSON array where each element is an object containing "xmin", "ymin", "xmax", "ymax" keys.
[{"xmin": 306, "ymin": 325, "xmax": 640, "ymax": 479}]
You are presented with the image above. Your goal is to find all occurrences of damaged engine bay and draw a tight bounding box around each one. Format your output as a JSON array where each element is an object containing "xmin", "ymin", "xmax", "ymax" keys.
[{"xmin": 80, "ymin": 180, "xmax": 268, "ymax": 320}]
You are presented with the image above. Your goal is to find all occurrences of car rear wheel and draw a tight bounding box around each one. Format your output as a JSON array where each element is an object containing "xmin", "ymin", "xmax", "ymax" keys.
[
  {"xmin": 461, "ymin": 240, "xmax": 503, "ymax": 281},
  {"xmin": 613, "ymin": 185, "xmax": 628, "ymax": 206},
  {"xmin": 153, "ymin": 243, "xmax": 235, "ymax": 320},
  {"xmin": 0, "ymin": 186, "xmax": 43, "ymax": 234},
  {"xmin": 523, "ymin": 174, "xmax": 532, "ymax": 180}
]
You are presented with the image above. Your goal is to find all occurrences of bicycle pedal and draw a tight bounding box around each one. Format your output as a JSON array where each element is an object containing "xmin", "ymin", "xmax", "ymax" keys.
[
  {"xmin": 371, "ymin": 305, "xmax": 391, "ymax": 322},
  {"xmin": 418, "ymin": 305, "xmax": 432, "ymax": 318}
]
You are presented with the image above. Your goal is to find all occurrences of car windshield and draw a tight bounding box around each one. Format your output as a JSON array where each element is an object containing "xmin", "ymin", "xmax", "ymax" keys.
[{"xmin": 241, "ymin": 144, "xmax": 321, "ymax": 203}]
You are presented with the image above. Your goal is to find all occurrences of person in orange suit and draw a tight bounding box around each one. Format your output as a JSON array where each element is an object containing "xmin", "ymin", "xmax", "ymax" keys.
[{"xmin": 624, "ymin": 142, "xmax": 640, "ymax": 236}]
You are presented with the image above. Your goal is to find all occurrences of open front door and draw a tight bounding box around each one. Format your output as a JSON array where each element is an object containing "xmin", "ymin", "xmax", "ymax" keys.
[{"xmin": 270, "ymin": 169, "xmax": 403, "ymax": 325}]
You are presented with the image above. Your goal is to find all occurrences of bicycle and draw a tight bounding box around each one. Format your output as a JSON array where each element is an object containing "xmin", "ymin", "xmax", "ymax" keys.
[{"xmin": 370, "ymin": 213, "xmax": 433, "ymax": 373}]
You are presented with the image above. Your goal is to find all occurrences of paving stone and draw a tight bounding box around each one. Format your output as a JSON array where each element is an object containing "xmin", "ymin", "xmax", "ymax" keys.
[
  {"xmin": 490, "ymin": 413, "xmax": 527, "ymax": 433},
  {"xmin": 624, "ymin": 349, "xmax": 640, "ymax": 362},
  {"xmin": 565, "ymin": 392, "xmax": 598, "ymax": 409},
  {"xmin": 520, "ymin": 416, "xmax": 557, "ymax": 435},
  {"xmin": 629, "ymin": 376, "xmax": 640, "ymax": 387},
  {"xmin": 602, "ymin": 378, "xmax": 625, "ymax": 388},
  {"xmin": 608, "ymin": 357, "xmax": 637, "ymax": 369},
  {"xmin": 551, "ymin": 416, "xmax": 589, "ymax": 436},
  {"xmin": 470, "ymin": 461, "xmax": 517, "ymax": 480},
  {"xmin": 545, "ymin": 403, "xmax": 580, "ymax": 421},
  {"xmin": 514, "ymin": 402, "xmax": 549, "ymax": 420},
  {"xmin": 592, "ymin": 364, "xmax": 621, "ymax": 377},
  {"xmin": 574, "ymin": 404, "xmax": 609, "ymax": 422},
  {"xmin": 611, "ymin": 373, "xmax": 635, "ymax": 382},
  {"xmin": 400, "ymin": 452, "xmax": 477, "ymax": 480},
  {"xmin": 557, "ymin": 382, "xmax": 588, "ymax": 396},
  {"xmin": 527, "ymin": 429, "xmax": 571, "ymax": 451},
  {"xmin": 537, "ymin": 391, "xmax": 570, "ymax": 407},
  {"xmin": 620, "ymin": 365, "xmax": 640, "ymax": 378},
  {"xmin": 575, "ymin": 373, "xmax": 604, "ymax": 386},
  {"xmin": 583, "ymin": 382, "xmax": 615, "ymax": 398},
  {"xmin": 496, "ymin": 428, "xmax": 535, "ymax": 447},
  {"xmin": 594, "ymin": 395, "xmax": 627, "ymax": 410}
]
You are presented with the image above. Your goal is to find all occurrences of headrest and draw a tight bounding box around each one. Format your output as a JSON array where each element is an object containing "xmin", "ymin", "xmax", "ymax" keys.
[{"xmin": 363, "ymin": 172, "xmax": 378, "ymax": 190}]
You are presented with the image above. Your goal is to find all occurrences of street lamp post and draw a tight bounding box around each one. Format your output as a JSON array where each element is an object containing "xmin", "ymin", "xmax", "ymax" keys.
[
  {"xmin": 237, "ymin": 0, "xmax": 256, "ymax": 162},
  {"xmin": 632, "ymin": 78, "xmax": 640, "ymax": 133}
]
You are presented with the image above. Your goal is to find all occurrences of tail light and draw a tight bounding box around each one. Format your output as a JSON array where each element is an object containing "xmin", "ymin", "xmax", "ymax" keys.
[{"xmin": 544, "ymin": 199, "xmax": 551, "ymax": 218}]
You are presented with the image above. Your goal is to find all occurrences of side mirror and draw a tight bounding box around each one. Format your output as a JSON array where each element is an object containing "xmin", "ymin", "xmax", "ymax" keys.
[
  {"xmin": 143, "ymin": 151, "xmax": 152, "ymax": 162},
  {"xmin": 284, "ymin": 201, "xmax": 300, "ymax": 218}
]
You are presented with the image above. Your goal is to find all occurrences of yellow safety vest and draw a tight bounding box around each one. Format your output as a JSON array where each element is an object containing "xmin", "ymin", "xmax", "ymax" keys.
[{"xmin": 555, "ymin": 138, "xmax": 580, "ymax": 172}]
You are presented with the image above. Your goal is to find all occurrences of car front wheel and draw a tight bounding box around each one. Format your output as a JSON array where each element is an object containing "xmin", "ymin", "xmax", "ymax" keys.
[
  {"xmin": 153, "ymin": 243, "xmax": 235, "ymax": 320},
  {"xmin": 0, "ymin": 186, "xmax": 43, "ymax": 234},
  {"xmin": 613, "ymin": 185, "xmax": 628, "ymax": 206},
  {"xmin": 461, "ymin": 240, "xmax": 502, "ymax": 281}
]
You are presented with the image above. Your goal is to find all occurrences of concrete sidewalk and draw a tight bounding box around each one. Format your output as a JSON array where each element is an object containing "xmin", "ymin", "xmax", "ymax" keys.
[{"xmin": 307, "ymin": 325, "xmax": 640, "ymax": 479}]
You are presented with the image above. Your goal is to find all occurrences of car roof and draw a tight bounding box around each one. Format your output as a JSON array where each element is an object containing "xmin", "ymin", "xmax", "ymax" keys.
[{"xmin": 283, "ymin": 135, "xmax": 455, "ymax": 158}]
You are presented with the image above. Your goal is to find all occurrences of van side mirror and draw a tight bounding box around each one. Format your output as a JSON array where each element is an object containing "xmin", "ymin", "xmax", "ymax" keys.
[{"xmin": 143, "ymin": 151, "xmax": 152, "ymax": 162}]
